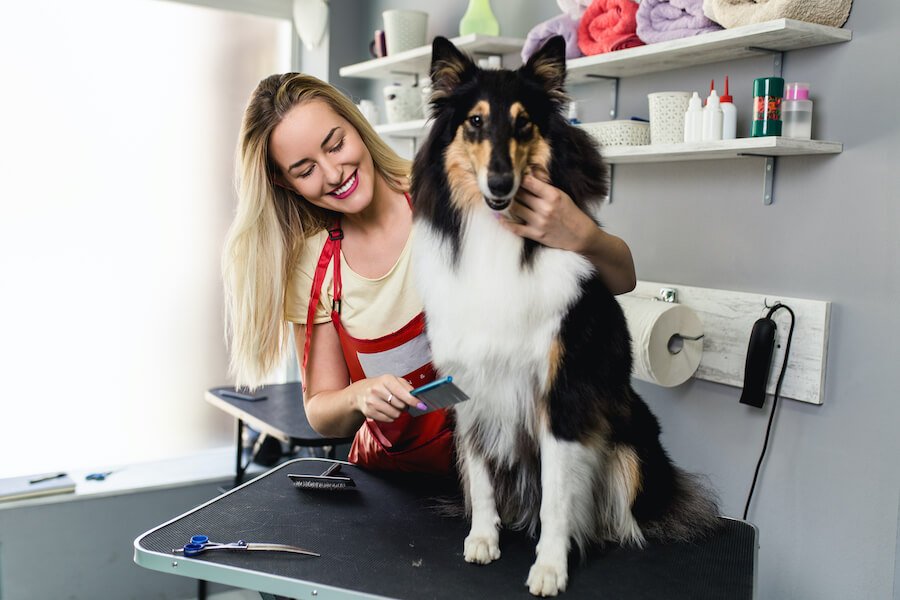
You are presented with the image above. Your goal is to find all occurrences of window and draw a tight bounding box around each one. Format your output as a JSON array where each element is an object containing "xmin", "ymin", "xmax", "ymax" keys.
[{"xmin": 0, "ymin": 0, "xmax": 292, "ymax": 477}]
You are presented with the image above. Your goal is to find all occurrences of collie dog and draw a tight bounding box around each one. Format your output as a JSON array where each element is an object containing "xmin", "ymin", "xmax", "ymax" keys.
[{"xmin": 410, "ymin": 36, "xmax": 719, "ymax": 596}]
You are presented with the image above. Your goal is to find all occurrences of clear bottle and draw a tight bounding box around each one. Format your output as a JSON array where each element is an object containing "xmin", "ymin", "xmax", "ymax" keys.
[
  {"xmin": 702, "ymin": 89, "xmax": 723, "ymax": 141},
  {"xmin": 782, "ymin": 82, "xmax": 813, "ymax": 139},
  {"xmin": 719, "ymin": 76, "xmax": 737, "ymax": 140},
  {"xmin": 683, "ymin": 91, "xmax": 703, "ymax": 143},
  {"xmin": 459, "ymin": 0, "xmax": 500, "ymax": 36}
]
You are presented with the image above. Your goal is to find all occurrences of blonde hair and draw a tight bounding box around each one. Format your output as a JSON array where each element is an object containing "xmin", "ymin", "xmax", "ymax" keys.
[{"xmin": 222, "ymin": 73, "xmax": 411, "ymax": 388}]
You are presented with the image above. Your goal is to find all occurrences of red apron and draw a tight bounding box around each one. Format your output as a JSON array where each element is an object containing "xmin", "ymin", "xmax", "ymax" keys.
[{"xmin": 300, "ymin": 214, "xmax": 453, "ymax": 474}]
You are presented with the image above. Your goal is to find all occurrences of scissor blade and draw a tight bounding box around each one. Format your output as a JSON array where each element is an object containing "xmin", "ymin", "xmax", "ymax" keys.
[{"xmin": 245, "ymin": 543, "xmax": 320, "ymax": 557}]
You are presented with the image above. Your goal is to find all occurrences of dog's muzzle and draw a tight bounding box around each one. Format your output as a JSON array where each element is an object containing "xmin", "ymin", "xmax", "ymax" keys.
[{"xmin": 483, "ymin": 172, "xmax": 516, "ymax": 211}]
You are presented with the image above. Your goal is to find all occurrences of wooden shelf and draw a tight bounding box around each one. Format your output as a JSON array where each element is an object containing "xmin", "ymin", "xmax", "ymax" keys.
[
  {"xmin": 599, "ymin": 137, "xmax": 843, "ymax": 164},
  {"xmin": 566, "ymin": 19, "xmax": 851, "ymax": 83},
  {"xmin": 374, "ymin": 119, "xmax": 429, "ymax": 138},
  {"xmin": 339, "ymin": 34, "xmax": 526, "ymax": 81},
  {"xmin": 339, "ymin": 21, "xmax": 850, "ymax": 84}
]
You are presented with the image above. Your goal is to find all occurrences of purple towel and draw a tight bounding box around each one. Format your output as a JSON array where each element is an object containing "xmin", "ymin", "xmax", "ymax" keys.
[
  {"xmin": 521, "ymin": 13, "xmax": 584, "ymax": 63},
  {"xmin": 635, "ymin": 0, "xmax": 722, "ymax": 44}
]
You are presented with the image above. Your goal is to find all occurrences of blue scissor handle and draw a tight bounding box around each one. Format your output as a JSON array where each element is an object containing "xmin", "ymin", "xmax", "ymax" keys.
[{"xmin": 182, "ymin": 543, "xmax": 206, "ymax": 557}]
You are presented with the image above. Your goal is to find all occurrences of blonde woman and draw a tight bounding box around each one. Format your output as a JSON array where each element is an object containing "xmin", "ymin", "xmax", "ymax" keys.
[{"xmin": 222, "ymin": 73, "xmax": 635, "ymax": 473}]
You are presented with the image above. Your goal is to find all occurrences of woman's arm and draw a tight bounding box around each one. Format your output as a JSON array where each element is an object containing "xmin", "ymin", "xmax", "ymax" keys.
[
  {"xmin": 292, "ymin": 322, "xmax": 422, "ymax": 438},
  {"xmin": 503, "ymin": 173, "xmax": 636, "ymax": 295}
]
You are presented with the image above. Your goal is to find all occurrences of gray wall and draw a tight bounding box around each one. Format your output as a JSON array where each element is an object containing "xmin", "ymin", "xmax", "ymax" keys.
[{"xmin": 331, "ymin": 1, "xmax": 900, "ymax": 598}]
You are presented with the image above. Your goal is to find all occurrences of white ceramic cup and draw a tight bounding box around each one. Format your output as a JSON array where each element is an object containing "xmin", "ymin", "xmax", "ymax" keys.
[
  {"xmin": 648, "ymin": 91, "xmax": 692, "ymax": 144},
  {"xmin": 382, "ymin": 9, "xmax": 428, "ymax": 55}
]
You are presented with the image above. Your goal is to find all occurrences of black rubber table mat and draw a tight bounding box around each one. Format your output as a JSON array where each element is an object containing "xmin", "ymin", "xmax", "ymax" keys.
[
  {"xmin": 136, "ymin": 459, "xmax": 756, "ymax": 599},
  {"xmin": 208, "ymin": 384, "xmax": 351, "ymax": 444}
]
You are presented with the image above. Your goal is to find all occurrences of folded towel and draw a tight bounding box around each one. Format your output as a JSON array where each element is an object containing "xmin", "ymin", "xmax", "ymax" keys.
[
  {"xmin": 702, "ymin": 0, "xmax": 852, "ymax": 29},
  {"xmin": 636, "ymin": 0, "xmax": 723, "ymax": 43},
  {"xmin": 578, "ymin": 0, "xmax": 645, "ymax": 55},
  {"xmin": 522, "ymin": 14, "xmax": 585, "ymax": 62},
  {"xmin": 557, "ymin": 0, "xmax": 594, "ymax": 19}
]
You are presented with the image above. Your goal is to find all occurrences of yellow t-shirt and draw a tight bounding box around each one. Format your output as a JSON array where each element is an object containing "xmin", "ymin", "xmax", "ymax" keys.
[{"xmin": 283, "ymin": 226, "xmax": 423, "ymax": 340}]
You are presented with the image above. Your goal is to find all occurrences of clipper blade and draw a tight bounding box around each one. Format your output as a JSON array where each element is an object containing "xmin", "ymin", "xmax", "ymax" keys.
[{"xmin": 289, "ymin": 462, "xmax": 355, "ymax": 490}]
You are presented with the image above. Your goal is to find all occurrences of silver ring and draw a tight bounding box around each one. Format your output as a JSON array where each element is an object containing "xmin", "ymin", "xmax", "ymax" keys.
[{"xmin": 386, "ymin": 393, "xmax": 394, "ymax": 406}]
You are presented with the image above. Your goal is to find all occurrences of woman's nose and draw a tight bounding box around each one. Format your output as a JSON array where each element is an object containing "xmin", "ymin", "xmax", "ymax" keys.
[{"xmin": 320, "ymin": 157, "xmax": 342, "ymax": 186}]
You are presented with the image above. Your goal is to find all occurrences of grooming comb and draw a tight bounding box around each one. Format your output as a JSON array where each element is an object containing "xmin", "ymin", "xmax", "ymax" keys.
[
  {"xmin": 407, "ymin": 376, "xmax": 470, "ymax": 416},
  {"xmin": 289, "ymin": 461, "xmax": 356, "ymax": 490}
]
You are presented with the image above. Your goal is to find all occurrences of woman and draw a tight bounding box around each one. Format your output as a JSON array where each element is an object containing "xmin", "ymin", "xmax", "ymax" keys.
[{"xmin": 222, "ymin": 73, "xmax": 635, "ymax": 473}]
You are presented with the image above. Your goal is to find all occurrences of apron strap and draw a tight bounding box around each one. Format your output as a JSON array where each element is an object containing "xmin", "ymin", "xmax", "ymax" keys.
[
  {"xmin": 301, "ymin": 194, "xmax": 410, "ymax": 390},
  {"xmin": 301, "ymin": 220, "xmax": 343, "ymax": 390}
]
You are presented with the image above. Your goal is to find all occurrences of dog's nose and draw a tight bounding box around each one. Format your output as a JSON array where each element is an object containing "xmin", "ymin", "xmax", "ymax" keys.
[{"xmin": 487, "ymin": 173, "xmax": 514, "ymax": 197}]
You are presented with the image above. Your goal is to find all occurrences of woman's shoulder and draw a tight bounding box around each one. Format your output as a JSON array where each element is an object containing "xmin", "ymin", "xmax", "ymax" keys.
[
  {"xmin": 291, "ymin": 228, "xmax": 330, "ymax": 278},
  {"xmin": 284, "ymin": 227, "xmax": 331, "ymax": 323}
]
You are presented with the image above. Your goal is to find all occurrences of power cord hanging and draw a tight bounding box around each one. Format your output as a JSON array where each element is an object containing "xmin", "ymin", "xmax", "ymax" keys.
[{"xmin": 743, "ymin": 303, "xmax": 795, "ymax": 520}]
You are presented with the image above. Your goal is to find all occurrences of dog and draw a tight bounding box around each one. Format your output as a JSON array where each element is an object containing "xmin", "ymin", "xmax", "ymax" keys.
[{"xmin": 410, "ymin": 36, "xmax": 720, "ymax": 597}]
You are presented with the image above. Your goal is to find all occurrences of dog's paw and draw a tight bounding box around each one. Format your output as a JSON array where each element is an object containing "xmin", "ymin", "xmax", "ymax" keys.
[
  {"xmin": 463, "ymin": 532, "xmax": 501, "ymax": 564},
  {"xmin": 526, "ymin": 561, "xmax": 568, "ymax": 597}
]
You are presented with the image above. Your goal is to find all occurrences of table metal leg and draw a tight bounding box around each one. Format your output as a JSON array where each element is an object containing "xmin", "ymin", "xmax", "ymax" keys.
[{"xmin": 234, "ymin": 418, "xmax": 245, "ymax": 489}]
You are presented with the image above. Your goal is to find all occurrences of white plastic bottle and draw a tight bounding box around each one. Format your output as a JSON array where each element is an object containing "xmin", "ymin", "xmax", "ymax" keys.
[
  {"xmin": 702, "ymin": 89, "xmax": 723, "ymax": 141},
  {"xmin": 719, "ymin": 76, "xmax": 737, "ymax": 139},
  {"xmin": 683, "ymin": 91, "xmax": 703, "ymax": 143},
  {"xmin": 783, "ymin": 82, "xmax": 813, "ymax": 139}
]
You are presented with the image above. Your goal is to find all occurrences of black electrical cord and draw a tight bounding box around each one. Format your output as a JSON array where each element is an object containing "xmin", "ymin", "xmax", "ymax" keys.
[{"xmin": 743, "ymin": 303, "xmax": 795, "ymax": 520}]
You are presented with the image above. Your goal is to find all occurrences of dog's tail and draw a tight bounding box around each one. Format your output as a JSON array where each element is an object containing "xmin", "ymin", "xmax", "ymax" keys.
[{"xmin": 642, "ymin": 467, "xmax": 722, "ymax": 543}]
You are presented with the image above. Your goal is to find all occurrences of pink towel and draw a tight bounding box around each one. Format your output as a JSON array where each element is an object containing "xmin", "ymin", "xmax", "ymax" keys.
[
  {"xmin": 636, "ymin": 0, "xmax": 722, "ymax": 44},
  {"xmin": 522, "ymin": 14, "xmax": 584, "ymax": 63},
  {"xmin": 577, "ymin": 0, "xmax": 645, "ymax": 56}
]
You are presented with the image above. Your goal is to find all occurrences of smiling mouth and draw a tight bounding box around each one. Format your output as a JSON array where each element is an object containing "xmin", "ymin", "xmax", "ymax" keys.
[{"xmin": 329, "ymin": 170, "xmax": 359, "ymax": 199}]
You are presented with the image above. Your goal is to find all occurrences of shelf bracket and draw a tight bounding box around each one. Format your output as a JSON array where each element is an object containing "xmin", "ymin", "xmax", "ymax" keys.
[
  {"xmin": 738, "ymin": 153, "xmax": 776, "ymax": 205},
  {"xmin": 607, "ymin": 163, "xmax": 615, "ymax": 204},
  {"xmin": 745, "ymin": 47, "xmax": 784, "ymax": 78},
  {"xmin": 584, "ymin": 74, "xmax": 619, "ymax": 119}
]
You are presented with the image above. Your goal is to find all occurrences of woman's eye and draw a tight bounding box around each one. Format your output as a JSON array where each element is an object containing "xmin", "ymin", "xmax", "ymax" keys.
[
  {"xmin": 330, "ymin": 138, "xmax": 344, "ymax": 153},
  {"xmin": 468, "ymin": 115, "xmax": 483, "ymax": 128},
  {"xmin": 298, "ymin": 166, "xmax": 314, "ymax": 178}
]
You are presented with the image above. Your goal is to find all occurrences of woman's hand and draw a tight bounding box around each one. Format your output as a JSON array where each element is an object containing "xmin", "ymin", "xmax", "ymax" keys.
[
  {"xmin": 350, "ymin": 375, "xmax": 426, "ymax": 423},
  {"xmin": 498, "ymin": 172, "xmax": 636, "ymax": 294},
  {"xmin": 501, "ymin": 172, "xmax": 595, "ymax": 254}
]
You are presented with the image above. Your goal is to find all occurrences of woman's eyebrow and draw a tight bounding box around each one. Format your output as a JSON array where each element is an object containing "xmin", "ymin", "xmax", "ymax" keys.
[{"xmin": 288, "ymin": 127, "xmax": 339, "ymax": 173}]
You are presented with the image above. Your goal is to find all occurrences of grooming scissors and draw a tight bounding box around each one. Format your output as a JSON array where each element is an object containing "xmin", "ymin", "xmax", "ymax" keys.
[{"xmin": 173, "ymin": 535, "xmax": 319, "ymax": 557}]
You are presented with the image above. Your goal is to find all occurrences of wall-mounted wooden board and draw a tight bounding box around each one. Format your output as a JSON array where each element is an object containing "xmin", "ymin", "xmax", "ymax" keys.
[{"xmin": 622, "ymin": 281, "xmax": 830, "ymax": 404}]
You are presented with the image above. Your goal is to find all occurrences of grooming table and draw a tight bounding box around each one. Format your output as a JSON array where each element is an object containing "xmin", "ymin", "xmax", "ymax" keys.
[
  {"xmin": 206, "ymin": 383, "xmax": 353, "ymax": 487},
  {"xmin": 134, "ymin": 459, "xmax": 757, "ymax": 600}
]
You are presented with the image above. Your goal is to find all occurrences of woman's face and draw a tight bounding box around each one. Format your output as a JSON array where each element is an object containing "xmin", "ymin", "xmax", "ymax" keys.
[{"xmin": 269, "ymin": 99, "xmax": 375, "ymax": 214}]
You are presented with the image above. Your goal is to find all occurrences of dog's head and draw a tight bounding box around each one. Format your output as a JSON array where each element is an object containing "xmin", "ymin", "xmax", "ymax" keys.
[{"xmin": 427, "ymin": 36, "xmax": 569, "ymax": 213}]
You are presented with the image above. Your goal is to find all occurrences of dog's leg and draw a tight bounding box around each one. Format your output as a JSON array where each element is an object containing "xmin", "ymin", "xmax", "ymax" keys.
[
  {"xmin": 462, "ymin": 446, "xmax": 502, "ymax": 564},
  {"xmin": 608, "ymin": 445, "xmax": 646, "ymax": 547},
  {"xmin": 527, "ymin": 429, "xmax": 593, "ymax": 597}
]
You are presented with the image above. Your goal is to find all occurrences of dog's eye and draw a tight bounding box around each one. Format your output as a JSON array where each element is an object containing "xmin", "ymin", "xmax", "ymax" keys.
[
  {"xmin": 515, "ymin": 116, "xmax": 532, "ymax": 135},
  {"xmin": 468, "ymin": 115, "xmax": 483, "ymax": 128}
]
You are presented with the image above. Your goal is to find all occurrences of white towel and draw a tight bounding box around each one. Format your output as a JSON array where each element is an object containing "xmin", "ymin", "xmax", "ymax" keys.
[{"xmin": 702, "ymin": 0, "xmax": 852, "ymax": 29}]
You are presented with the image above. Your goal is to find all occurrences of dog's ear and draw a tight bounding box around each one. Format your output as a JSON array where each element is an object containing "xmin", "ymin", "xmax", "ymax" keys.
[
  {"xmin": 430, "ymin": 36, "xmax": 475, "ymax": 99},
  {"xmin": 522, "ymin": 35, "xmax": 568, "ymax": 103}
]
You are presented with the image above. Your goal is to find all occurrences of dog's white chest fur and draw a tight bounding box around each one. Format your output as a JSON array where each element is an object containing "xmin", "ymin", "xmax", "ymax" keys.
[{"xmin": 413, "ymin": 210, "xmax": 592, "ymax": 457}]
